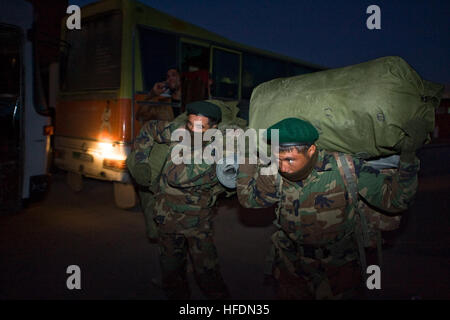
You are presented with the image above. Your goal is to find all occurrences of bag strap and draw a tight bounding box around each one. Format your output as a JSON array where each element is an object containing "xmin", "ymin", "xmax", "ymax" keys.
[
  {"xmin": 273, "ymin": 173, "xmax": 283, "ymax": 229},
  {"xmin": 332, "ymin": 152, "xmax": 371, "ymax": 275},
  {"xmin": 264, "ymin": 174, "xmax": 283, "ymax": 278}
]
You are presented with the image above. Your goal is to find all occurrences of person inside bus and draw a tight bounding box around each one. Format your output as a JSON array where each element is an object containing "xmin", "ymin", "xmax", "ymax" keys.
[
  {"xmin": 136, "ymin": 67, "xmax": 215, "ymax": 124},
  {"xmin": 148, "ymin": 67, "xmax": 182, "ymax": 103},
  {"xmin": 136, "ymin": 67, "xmax": 182, "ymax": 123}
]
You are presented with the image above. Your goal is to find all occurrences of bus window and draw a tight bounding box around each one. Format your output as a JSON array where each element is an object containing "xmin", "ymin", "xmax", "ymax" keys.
[
  {"xmin": 180, "ymin": 41, "xmax": 210, "ymax": 106},
  {"xmin": 64, "ymin": 11, "xmax": 122, "ymax": 91},
  {"xmin": 211, "ymin": 48, "xmax": 240, "ymax": 99},
  {"xmin": 139, "ymin": 27, "xmax": 177, "ymax": 92},
  {"xmin": 242, "ymin": 53, "xmax": 289, "ymax": 99},
  {"xmin": 181, "ymin": 42, "xmax": 209, "ymax": 73}
]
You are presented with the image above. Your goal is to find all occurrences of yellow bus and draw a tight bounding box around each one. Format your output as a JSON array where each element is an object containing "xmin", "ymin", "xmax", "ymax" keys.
[{"xmin": 54, "ymin": 0, "xmax": 323, "ymax": 208}]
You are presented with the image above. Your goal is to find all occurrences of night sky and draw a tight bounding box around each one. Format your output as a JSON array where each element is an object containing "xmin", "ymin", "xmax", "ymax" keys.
[{"xmin": 71, "ymin": 0, "xmax": 450, "ymax": 84}]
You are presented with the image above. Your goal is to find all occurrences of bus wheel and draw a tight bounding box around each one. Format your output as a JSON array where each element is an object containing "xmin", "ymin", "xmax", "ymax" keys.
[
  {"xmin": 66, "ymin": 171, "xmax": 83, "ymax": 192},
  {"xmin": 113, "ymin": 182, "xmax": 137, "ymax": 209}
]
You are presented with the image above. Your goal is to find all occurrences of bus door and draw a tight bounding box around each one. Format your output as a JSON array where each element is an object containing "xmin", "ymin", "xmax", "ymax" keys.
[{"xmin": 179, "ymin": 38, "xmax": 211, "ymax": 107}]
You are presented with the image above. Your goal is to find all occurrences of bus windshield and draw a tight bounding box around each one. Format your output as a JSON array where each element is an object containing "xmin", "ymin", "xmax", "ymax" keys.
[
  {"xmin": 63, "ymin": 11, "xmax": 122, "ymax": 92},
  {"xmin": 0, "ymin": 25, "xmax": 21, "ymax": 97}
]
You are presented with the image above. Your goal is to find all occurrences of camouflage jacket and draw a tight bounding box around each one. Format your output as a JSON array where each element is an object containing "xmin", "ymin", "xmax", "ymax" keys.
[
  {"xmin": 132, "ymin": 120, "xmax": 179, "ymax": 167},
  {"xmin": 128, "ymin": 119, "xmax": 187, "ymax": 190},
  {"xmin": 153, "ymin": 131, "xmax": 226, "ymax": 231},
  {"xmin": 237, "ymin": 149, "xmax": 419, "ymax": 246},
  {"xmin": 131, "ymin": 119, "xmax": 227, "ymax": 231}
]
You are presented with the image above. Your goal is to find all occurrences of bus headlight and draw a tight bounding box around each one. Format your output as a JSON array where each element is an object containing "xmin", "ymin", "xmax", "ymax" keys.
[
  {"xmin": 98, "ymin": 142, "xmax": 127, "ymax": 171},
  {"xmin": 103, "ymin": 158, "xmax": 127, "ymax": 171}
]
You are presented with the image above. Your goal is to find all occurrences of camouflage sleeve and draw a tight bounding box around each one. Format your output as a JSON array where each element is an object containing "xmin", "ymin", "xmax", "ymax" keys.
[
  {"xmin": 356, "ymin": 157, "xmax": 420, "ymax": 213},
  {"xmin": 236, "ymin": 162, "xmax": 279, "ymax": 208},
  {"xmin": 132, "ymin": 120, "xmax": 173, "ymax": 164},
  {"xmin": 165, "ymin": 159, "xmax": 218, "ymax": 188}
]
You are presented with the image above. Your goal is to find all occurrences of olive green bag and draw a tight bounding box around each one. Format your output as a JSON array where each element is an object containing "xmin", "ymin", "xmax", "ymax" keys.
[{"xmin": 250, "ymin": 56, "xmax": 443, "ymax": 159}]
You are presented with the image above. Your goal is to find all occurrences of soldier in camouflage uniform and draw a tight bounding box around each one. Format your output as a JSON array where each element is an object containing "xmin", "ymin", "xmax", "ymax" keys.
[
  {"xmin": 127, "ymin": 118, "xmax": 180, "ymax": 240},
  {"xmin": 236, "ymin": 117, "xmax": 428, "ymax": 299},
  {"xmin": 129, "ymin": 101, "xmax": 230, "ymax": 299}
]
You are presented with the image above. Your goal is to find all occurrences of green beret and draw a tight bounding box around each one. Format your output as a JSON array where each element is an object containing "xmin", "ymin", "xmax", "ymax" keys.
[
  {"xmin": 186, "ymin": 101, "xmax": 222, "ymax": 122},
  {"xmin": 266, "ymin": 118, "xmax": 319, "ymax": 145}
]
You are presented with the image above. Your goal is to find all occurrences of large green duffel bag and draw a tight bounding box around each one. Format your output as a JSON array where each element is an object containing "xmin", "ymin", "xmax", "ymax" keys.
[{"xmin": 249, "ymin": 56, "xmax": 443, "ymax": 159}]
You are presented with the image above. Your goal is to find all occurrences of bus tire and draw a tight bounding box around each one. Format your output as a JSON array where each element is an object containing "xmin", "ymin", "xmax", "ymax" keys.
[
  {"xmin": 66, "ymin": 171, "xmax": 83, "ymax": 192},
  {"xmin": 113, "ymin": 182, "xmax": 137, "ymax": 209}
]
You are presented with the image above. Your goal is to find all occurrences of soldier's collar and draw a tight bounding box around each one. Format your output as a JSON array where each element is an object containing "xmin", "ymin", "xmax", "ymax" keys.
[{"xmin": 314, "ymin": 150, "xmax": 333, "ymax": 172}]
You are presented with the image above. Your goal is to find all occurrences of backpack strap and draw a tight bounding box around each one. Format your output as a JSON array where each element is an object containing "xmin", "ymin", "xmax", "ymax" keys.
[
  {"xmin": 273, "ymin": 172, "xmax": 283, "ymax": 229},
  {"xmin": 264, "ymin": 173, "xmax": 283, "ymax": 278},
  {"xmin": 332, "ymin": 152, "xmax": 372, "ymax": 276}
]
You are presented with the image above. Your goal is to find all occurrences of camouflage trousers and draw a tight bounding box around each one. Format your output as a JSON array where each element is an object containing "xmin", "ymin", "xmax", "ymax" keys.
[
  {"xmin": 157, "ymin": 217, "xmax": 230, "ymax": 300},
  {"xmin": 269, "ymin": 230, "xmax": 362, "ymax": 300}
]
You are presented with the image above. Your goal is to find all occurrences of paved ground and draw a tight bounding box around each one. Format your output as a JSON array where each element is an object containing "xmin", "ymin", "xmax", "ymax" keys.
[{"xmin": 0, "ymin": 145, "xmax": 449, "ymax": 300}]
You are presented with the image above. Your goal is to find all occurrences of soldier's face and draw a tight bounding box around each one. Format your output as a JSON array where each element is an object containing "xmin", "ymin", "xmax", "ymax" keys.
[
  {"xmin": 278, "ymin": 145, "xmax": 316, "ymax": 174},
  {"xmin": 186, "ymin": 114, "xmax": 215, "ymax": 133}
]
